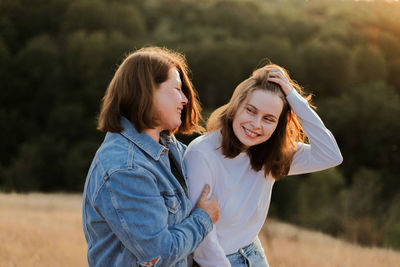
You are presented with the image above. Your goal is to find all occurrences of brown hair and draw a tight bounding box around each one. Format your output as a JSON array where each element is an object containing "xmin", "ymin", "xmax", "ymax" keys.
[
  {"xmin": 97, "ymin": 46, "xmax": 203, "ymax": 134},
  {"xmin": 207, "ymin": 64, "xmax": 311, "ymax": 180}
]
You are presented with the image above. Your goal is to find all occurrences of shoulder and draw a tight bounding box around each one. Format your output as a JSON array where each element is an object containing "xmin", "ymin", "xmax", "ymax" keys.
[
  {"xmin": 186, "ymin": 131, "xmax": 221, "ymax": 154},
  {"xmin": 96, "ymin": 133, "xmax": 130, "ymax": 168},
  {"xmin": 95, "ymin": 132, "xmax": 154, "ymax": 175},
  {"xmin": 184, "ymin": 131, "xmax": 223, "ymax": 168}
]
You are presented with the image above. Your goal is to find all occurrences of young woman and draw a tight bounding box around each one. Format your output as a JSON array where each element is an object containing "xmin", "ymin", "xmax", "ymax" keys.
[
  {"xmin": 82, "ymin": 47, "xmax": 219, "ymax": 267},
  {"xmin": 184, "ymin": 64, "xmax": 343, "ymax": 266}
]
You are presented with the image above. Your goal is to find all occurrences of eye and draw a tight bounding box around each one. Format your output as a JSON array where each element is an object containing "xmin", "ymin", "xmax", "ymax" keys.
[
  {"xmin": 263, "ymin": 116, "xmax": 275, "ymax": 123},
  {"xmin": 246, "ymin": 107, "xmax": 255, "ymax": 113}
]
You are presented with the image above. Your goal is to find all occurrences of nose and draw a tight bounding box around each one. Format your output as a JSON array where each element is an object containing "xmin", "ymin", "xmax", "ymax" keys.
[
  {"xmin": 180, "ymin": 91, "xmax": 188, "ymax": 105},
  {"xmin": 251, "ymin": 116, "xmax": 262, "ymax": 129}
]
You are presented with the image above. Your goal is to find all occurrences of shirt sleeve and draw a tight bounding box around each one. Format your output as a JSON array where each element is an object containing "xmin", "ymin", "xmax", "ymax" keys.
[
  {"xmin": 287, "ymin": 89, "xmax": 343, "ymax": 175},
  {"xmin": 193, "ymin": 226, "xmax": 231, "ymax": 267},
  {"xmin": 94, "ymin": 166, "xmax": 213, "ymax": 267},
  {"xmin": 184, "ymin": 149, "xmax": 231, "ymax": 267}
]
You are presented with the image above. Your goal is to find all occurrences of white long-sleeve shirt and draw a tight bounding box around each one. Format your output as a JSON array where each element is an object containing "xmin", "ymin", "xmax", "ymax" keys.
[{"xmin": 183, "ymin": 89, "xmax": 343, "ymax": 267}]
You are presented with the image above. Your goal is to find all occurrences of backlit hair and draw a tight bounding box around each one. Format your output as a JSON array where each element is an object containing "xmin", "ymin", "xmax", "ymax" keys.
[
  {"xmin": 97, "ymin": 46, "xmax": 203, "ymax": 134},
  {"xmin": 207, "ymin": 64, "xmax": 312, "ymax": 179}
]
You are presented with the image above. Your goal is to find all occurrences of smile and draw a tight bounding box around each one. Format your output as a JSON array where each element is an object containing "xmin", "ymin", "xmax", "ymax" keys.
[{"xmin": 243, "ymin": 127, "xmax": 260, "ymax": 138}]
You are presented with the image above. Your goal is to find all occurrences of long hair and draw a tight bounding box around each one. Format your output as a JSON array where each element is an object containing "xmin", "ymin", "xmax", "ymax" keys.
[
  {"xmin": 207, "ymin": 64, "xmax": 311, "ymax": 179},
  {"xmin": 97, "ymin": 46, "xmax": 203, "ymax": 134}
]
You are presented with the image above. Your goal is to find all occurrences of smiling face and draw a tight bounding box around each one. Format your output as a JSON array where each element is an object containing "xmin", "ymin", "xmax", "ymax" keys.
[
  {"xmin": 232, "ymin": 89, "xmax": 284, "ymax": 149},
  {"xmin": 146, "ymin": 67, "xmax": 188, "ymax": 140}
]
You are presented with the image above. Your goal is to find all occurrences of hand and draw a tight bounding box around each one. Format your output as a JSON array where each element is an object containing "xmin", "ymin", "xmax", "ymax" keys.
[
  {"xmin": 267, "ymin": 68, "xmax": 294, "ymax": 96},
  {"xmin": 195, "ymin": 184, "xmax": 220, "ymax": 224}
]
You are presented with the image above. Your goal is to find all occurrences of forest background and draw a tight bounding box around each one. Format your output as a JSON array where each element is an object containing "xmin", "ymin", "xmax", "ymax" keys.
[{"xmin": 1, "ymin": 0, "xmax": 399, "ymax": 250}]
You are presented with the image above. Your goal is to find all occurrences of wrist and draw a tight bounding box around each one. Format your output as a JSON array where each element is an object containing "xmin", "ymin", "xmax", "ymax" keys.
[{"xmin": 283, "ymin": 86, "xmax": 293, "ymax": 96}]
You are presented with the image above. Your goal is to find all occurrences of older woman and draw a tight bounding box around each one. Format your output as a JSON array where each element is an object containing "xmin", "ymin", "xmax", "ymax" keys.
[{"xmin": 82, "ymin": 47, "xmax": 219, "ymax": 267}]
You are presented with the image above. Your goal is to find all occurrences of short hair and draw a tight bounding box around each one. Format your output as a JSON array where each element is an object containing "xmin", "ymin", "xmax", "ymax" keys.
[
  {"xmin": 97, "ymin": 46, "xmax": 203, "ymax": 134},
  {"xmin": 207, "ymin": 64, "xmax": 311, "ymax": 179}
]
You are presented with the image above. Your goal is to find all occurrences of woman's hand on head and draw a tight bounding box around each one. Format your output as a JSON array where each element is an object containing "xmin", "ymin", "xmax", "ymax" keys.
[{"xmin": 267, "ymin": 68, "xmax": 294, "ymax": 96}]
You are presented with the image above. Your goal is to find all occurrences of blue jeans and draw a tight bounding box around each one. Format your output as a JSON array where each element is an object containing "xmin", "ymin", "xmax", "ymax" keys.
[{"xmin": 226, "ymin": 238, "xmax": 269, "ymax": 267}]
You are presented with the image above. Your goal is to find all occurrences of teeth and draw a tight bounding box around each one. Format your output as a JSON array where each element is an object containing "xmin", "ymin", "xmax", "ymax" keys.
[{"xmin": 244, "ymin": 127, "xmax": 257, "ymax": 137}]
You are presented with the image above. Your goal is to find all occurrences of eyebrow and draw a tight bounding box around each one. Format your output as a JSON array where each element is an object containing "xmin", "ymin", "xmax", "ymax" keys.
[{"xmin": 246, "ymin": 104, "xmax": 278, "ymax": 120}]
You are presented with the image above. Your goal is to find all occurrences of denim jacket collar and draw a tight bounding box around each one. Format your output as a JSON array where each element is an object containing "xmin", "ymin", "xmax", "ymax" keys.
[{"xmin": 119, "ymin": 116, "xmax": 176, "ymax": 161}]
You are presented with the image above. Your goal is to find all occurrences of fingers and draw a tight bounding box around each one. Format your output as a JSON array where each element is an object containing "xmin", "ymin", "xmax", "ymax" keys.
[
  {"xmin": 268, "ymin": 68, "xmax": 293, "ymax": 96},
  {"xmin": 199, "ymin": 184, "xmax": 210, "ymax": 201},
  {"xmin": 267, "ymin": 77, "xmax": 281, "ymax": 84},
  {"xmin": 268, "ymin": 71, "xmax": 283, "ymax": 84},
  {"xmin": 268, "ymin": 68, "xmax": 284, "ymax": 80},
  {"xmin": 208, "ymin": 194, "xmax": 217, "ymax": 202},
  {"xmin": 195, "ymin": 185, "xmax": 220, "ymax": 223}
]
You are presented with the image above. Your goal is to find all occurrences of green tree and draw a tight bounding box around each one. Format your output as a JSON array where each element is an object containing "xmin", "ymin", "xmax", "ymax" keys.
[
  {"xmin": 63, "ymin": 0, "xmax": 146, "ymax": 36},
  {"xmin": 13, "ymin": 34, "xmax": 62, "ymax": 127},
  {"xmin": 296, "ymin": 168, "xmax": 346, "ymax": 234},
  {"xmin": 4, "ymin": 135, "xmax": 67, "ymax": 192},
  {"xmin": 351, "ymin": 45, "xmax": 387, "ymax": 83},
  {"xmin": 319, "ymin": 82, "xmax": 400, "ymax": 191},
  {"xmin": 341, "ymin": 168, "xmax": 384, "ymax": 245},
  {"xmin": 299, "ymin": 39, "xmax": 351, "ymax": 97}
]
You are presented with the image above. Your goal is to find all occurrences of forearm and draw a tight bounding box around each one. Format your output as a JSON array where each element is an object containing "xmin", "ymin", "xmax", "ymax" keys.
[
  {"xmin": 287, "ymin": 90, "xmax": 343, "ymax": 174},
  {"xmin": 141, "ymin": 209, "xmax": 213, "ymax": 266},
  {"xmin": 96, "ymin": 169, "xmax": 213, "ymax": 266}
]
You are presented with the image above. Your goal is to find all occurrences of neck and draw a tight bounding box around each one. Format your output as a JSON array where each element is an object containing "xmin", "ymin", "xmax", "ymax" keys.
[{"xmin": 143, "ymin": 128, "xmax": 161, "ymax": 142}]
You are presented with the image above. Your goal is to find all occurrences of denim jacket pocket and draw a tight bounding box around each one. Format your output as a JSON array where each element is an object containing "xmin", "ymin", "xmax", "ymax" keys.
[{"xmin": 162, "ymin": 193, "xmax": 181, "ymax": 214}]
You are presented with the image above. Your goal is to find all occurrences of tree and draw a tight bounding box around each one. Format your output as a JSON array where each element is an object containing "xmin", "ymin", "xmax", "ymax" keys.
[
  {"xmin": 296, "ymin": 169, "xmax": 345, "ymax": 234},
  {"xmin": 319, "ymin": 82, "xmax": 400, "ymax": 192},
  {"xmin": 299, "ymin": 39, "xmax": 351, "ymax": 97},
  {"xmin": 351, "ymin": 45, "xmax": 387, "ymax": 83}
]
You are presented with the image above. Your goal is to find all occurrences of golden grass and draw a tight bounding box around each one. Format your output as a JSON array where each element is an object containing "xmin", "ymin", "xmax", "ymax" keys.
[
  {"xmin": 0, "ymin": 193, "xmax": 86, "ymax": 267},
  {"xmin": 1, "ymin": 193, "xmax": 399, "ymax": 267},
  {"xmin": 260, "ymin": 220, "xmax": 400, "ymax": 267}
]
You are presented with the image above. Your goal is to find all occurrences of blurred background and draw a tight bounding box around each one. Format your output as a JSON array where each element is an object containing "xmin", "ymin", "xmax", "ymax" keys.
[{"xmin": 1, "ymin": 0, "xmax": 399, "ymax": 252}]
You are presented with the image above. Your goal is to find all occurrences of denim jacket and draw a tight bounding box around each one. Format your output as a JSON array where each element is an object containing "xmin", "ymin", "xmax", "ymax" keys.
[{"xmin": 82, "ymin": 117, "xmax": 213, "ymax": 267}]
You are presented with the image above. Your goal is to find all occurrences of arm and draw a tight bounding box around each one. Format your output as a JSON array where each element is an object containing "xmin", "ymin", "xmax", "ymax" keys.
[
  {"xmin": 268, "ymin": 68, "xmax": 342, "ymax": 175},
  {"xmin": 286, "ymin": 89, "xmax": 343, "ymax": 175},
  {"xmin": 94, "ymin": 167, "xmax": 213, "ymax": 266},
  {"xmin": 184, "ymin": 149, "xmax": 231, "ymax": 267},
  {"xmin": 194, "ymin": 226, "xmax": 230, "ymax": 267}
]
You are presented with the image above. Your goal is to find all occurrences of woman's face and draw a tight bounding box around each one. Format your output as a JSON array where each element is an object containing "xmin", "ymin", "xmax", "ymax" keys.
[
  {"xmin": 153, "ymin": 67, "xmax": 188, "ymax": 131},
  {"xmin": 232, "ymin": 89, "xmax": 283, "ymax": 149}
]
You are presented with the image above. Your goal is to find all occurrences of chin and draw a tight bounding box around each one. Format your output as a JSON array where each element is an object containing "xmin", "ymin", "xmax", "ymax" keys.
[
  {"xmin": 171, "ymin": 122, "xmax": 182, "ymax": 130},
  {"xmin": 237, "ymin": 136, "xmax": 254, "ymax": 148},
  {"xmin": 240, "ymin": 136, "xmax": 265, "ymax": 148},
  {"xmin": 243, "ymin": 141, "xmax": 257, "ymax": 148}
]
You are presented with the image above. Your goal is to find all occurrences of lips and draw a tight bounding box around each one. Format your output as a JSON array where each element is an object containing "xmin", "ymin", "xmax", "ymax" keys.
[{"xmin": 243, "ymin": 127, "xmax": 260, "ymax": 138}]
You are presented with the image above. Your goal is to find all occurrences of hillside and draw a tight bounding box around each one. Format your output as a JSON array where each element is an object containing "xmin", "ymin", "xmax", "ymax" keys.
[{"xmin": 1, "ymin": 193, "xmax": 399, "ymax": 266}]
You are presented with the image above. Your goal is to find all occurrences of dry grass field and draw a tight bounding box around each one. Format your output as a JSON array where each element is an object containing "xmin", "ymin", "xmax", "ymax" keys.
[{"xmin": 1, "ymin": 193, "xmax": 399, "ymax": 267}]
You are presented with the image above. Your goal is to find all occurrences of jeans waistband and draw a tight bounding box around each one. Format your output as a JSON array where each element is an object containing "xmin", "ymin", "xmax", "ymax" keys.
[
  {"xmin": 227, "ymin": 240, "xmax": 258, "ymax": 257},
  {"xmin": 226, "ymin": 238, "xmax": 268, "ymax": 267}
]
